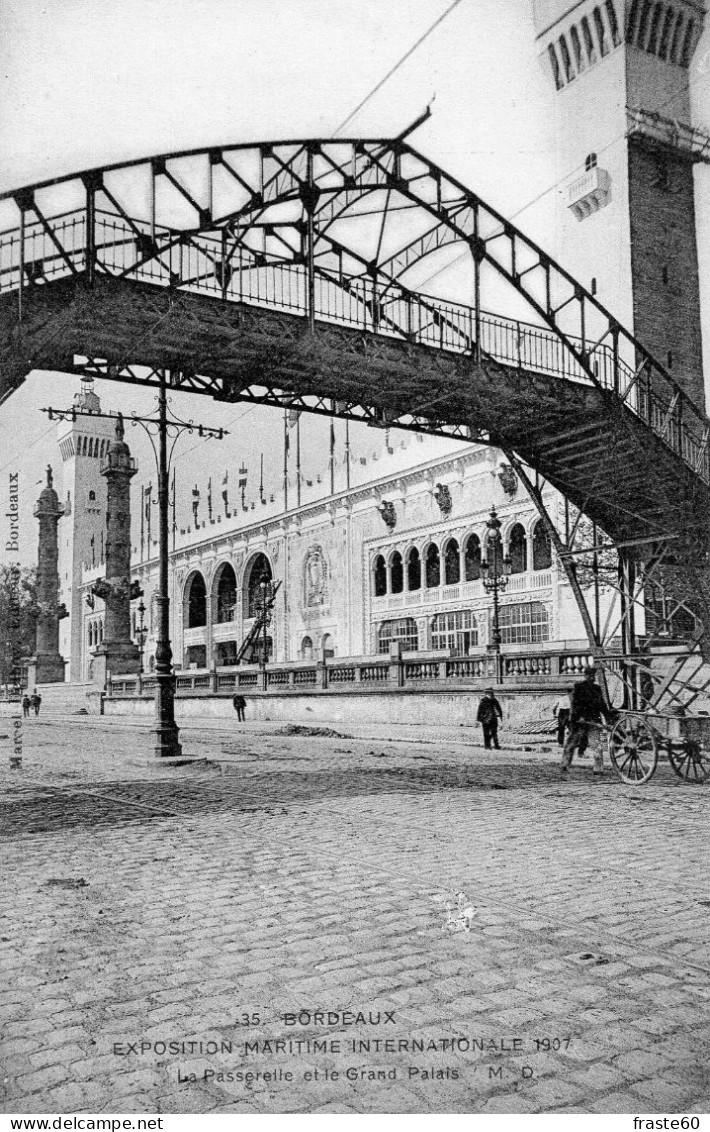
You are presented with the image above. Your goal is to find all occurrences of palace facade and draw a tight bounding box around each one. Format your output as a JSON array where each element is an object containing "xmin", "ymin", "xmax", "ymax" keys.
[{"xmin": 58, "ymin": 386, "xmax": 592, "ymax": 685}]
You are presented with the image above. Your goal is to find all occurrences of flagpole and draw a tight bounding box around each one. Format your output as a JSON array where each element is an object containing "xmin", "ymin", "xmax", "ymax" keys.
[
  {"xmin": 329, "ymin": 411, "xmax": 335, "ymax": 496},
  {"xmin": 171, "ymin": 467, "xmax": 176, "ymax": 551},
  {"xmin": 345, "ymin": 420, "xmax": 351, "ymax": 490},
  {"xmin": 296, "ymin": 414, "xmax": 302, "ymax": 508},
  {"xmin": 283, "ymin": 410, "xmax": 289, "ymax": 511}
]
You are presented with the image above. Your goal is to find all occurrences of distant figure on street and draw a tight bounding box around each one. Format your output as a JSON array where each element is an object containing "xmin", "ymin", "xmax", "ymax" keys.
[
  {"xmin": 30, "ymin": 689, "xmax": 42, "ymax": 716},
  {"xmin": 21, "ymin": 694, "xmax": 30, "ymax": 718},
  {"xmin": 477, "ymin": 688, "xmax": 503, "ymax": 750},
  {"xmin": 553, "ymin": 687, "xmax": 574, "ymax": 747},
  {"xmin": 561, "ymin": 666, "xmax": 616, "ymax": 776},
  {"xmin": 233, "ymin": 694, "xmax": 246, "ymax": 723}
]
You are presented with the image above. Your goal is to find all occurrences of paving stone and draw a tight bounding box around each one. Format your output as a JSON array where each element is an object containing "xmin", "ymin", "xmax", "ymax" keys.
[
  {"xmin": 15, "ymin": 1064, "xmax": 70, "ymax": 1094},
  {"xmin": 29, "ymin": 1082, "xmax": 89, "ymax": 1113},
  {"xmin": 483, "ymin": 1092, "xmax": 536, "ymax": 1113},
  {"xmin": 27, "ymin": 1042, "xmax": 88, "ymax": 1070},
  {"xmin": 631, "ymin": 1076, "xmax": 697, "ymax": 1109}
]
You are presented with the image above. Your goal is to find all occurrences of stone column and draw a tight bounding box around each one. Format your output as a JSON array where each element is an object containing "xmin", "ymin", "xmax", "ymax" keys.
[
  {"xmin": 32, "ymin": 466, "xmax": 67, "ymax": 683},
  {"xmin": 91, "ymin": 417, "xmax": 140, "ymax": 685}
]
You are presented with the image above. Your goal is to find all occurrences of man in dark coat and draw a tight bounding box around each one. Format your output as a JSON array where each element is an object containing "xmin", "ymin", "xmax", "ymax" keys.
[
  {"xmin": 561, "ymin": 666, "xmax": 616, "ymax": 775},
  {"xmin": 233, "ymin": 694, "xmax": 246, "ymax": 723},
  {"xmin": 477, "ymin": 688, "xmax": 503, "ymax": 750}
]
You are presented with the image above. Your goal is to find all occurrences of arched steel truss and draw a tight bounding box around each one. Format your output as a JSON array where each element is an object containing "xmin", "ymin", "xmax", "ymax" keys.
[{"xmin": 1, "ymin": 136, "xmax": 709, "ymax": 695}]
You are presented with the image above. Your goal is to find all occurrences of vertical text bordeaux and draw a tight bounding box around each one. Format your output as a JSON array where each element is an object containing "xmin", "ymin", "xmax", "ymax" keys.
[{"xmin": 6, "ymin": 471, "xmax": 19, "ymax": 551}]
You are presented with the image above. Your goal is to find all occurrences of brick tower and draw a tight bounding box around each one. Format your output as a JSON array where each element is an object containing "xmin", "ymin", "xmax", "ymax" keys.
[
  {"xmin": 56, "ymin": 377, "xmax": 115, "ymax": 682},
  {"xmin": 90, "ymin": 416, "xmax": 141, "ymax": 686},
  {"xmin": 532, "ymin": 0, "xmax": 707, "ymax": 410},
  {"xmin": 32, "ymin": 466, "xmax": 67, "ymax": 684}
]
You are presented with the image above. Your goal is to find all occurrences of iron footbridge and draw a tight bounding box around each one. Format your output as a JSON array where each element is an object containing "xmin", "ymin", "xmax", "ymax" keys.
[{"xmin": 1, "ymin": 136, "xmax": 709, "ymax": 691}]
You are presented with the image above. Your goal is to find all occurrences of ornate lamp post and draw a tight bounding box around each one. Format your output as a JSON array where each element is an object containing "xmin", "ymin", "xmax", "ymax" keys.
[
  {"xmin": 258, "ymin": 572, "xmax": 272, "ymax": 675},
  {"xmin": 135, "ymin": 599, "xmax": 147, "ymax": 675},
  {"xmin": 481, "ymin": 506, "xmax": 512, "ymax": 683},
  {"xmin": 42, "ymin": 367, "xmax": 227, "ymax": 758}
]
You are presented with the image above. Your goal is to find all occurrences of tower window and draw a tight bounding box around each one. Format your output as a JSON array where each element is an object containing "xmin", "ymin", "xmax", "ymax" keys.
[
  {"xmin": 647, "ymin": 3, "xmax": 663, "ymax": 53},
  {"xmin": 680, "ymin": 18, "xmax": 695, "ymax": 68},
  {"xmin": 581, "ymin": 16, "xmax": 597, "ymax": 62},
  {"xmin": 548, "ymin": 43, "xmax": 563, "ymax": 89},
  {"xmin": 593, "ymin": 6, "xmax": 610, "ymax": 55},
  {"xmin": 604, "ymin": 0, "xmax": 622, "ymax": 46},
  {"xmin": 591, "ymin": 277, "xmax": 598, "ymax": 295},
  {"xmin": 638, "ymin": 0, "xmax": 653, "ymax": 48},
  {"xmin": 558, "ymin": 34, "xmax": 575, "ymax": 82},
  {"xmin": 667, "ymin": 351, "xmax": 673, "ymax": 369},
  {"xmin": 627, "ymin": 0, "xmax": 642, "ymax": 41},
  {"xmin": 669, "ymin": 12, "xmax": 685, "ymax": 63},
  {"xmin": 658, "ymin": 6, "xmax": 675, "ymax": 58},
  {"xmin": 570, "ymin": 25, "xmax": 584, "ymax": 72},
  {"xmin": 88, "ymin": 490, "xmax": 96, "ymax": 502},
  {"xmin": 662, "ymin": 265, "xmax": 669, "ymax": 285},
  {"xmin": 585, "ymin": 152, "xmax": 598, "ymax": 172}
]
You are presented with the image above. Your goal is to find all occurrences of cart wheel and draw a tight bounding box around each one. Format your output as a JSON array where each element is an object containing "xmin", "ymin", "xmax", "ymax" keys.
[
  {"xmin": 668, "ymin": 738, "xmax": 710, "ymax": 784},
  {"xmin": 608, "ymin": 717, "xmax": 658, "ymax": 784}
]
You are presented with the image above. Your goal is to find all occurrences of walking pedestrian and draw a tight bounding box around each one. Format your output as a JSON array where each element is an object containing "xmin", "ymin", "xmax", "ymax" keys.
[
  {"xmin": 232, "ymin": 694, "xmax": 246, "ymax": 723},
  {"xmin": 30, "ymin": 688, "xmax": 41, "ymax": 716},
  {"xmin": 561, "ymin": 666, "xmax": 616, "ymax": 776},
  {"xmin": 553, "ymin": 687, "xmax": 573, "ymax": 747},
  {"xmin": 21, "ymin": 694, "xmax": 30, "ymax": 718},
  {"xmin": 477, "ymin": 687, "xmax": 503, "ymax": 750}
]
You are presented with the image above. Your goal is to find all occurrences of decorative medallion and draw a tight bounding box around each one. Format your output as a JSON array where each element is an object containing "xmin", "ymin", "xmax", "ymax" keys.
[{"xmin": 304, "ymin": 545, "xmax": 329, "ymax": 608}]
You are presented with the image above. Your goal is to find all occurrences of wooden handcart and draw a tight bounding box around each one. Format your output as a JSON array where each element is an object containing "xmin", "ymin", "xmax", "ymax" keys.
[{"xmin": 607, "ymin": 710, "xmax": 710, "ymax": 785}]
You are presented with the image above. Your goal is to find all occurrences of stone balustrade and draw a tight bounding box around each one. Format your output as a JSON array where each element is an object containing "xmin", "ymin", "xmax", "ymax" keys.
[{"xmin": 107, "ymin": 643, "xmax": 601, "ymax": 699}]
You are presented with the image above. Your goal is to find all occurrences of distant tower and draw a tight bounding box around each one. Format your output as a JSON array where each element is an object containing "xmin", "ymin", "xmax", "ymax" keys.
[
  {"xmin": 32, "ymin": 466, "xmax": 67, "ymax": 684},
  {"xmin": 91, "ymin": 416, "xmax": 141, "ymax": 682},
  {"xmin": 532, "ymin": 0, "xmax": 707, "ymax": 410},
  {"xmin": 57, "ymin": 376, "xmax": 115, "ymax": 681}
]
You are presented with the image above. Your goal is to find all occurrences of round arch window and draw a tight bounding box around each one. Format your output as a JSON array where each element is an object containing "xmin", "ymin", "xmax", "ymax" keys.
[
  {"xmin": 185, "ymin": 572, "xmax": 207, "ymax": 628},
  {"xmin": 244, "ymin": 553, "xmax": 272, "ymax": 618},
  {"xmin": 425, "ymin": 544, "xmax": 440, "ymax": 588},
  {"xmin": 390, "ymin": 552, "xmax": 403, "ymax": 594},
  {"xmin": 373, "ymin": 555, "xmax": 387, "ymax": 597},
  {"xmin": 508, "ymin": 524, "xmax": 528, "ymax": 575},
  {"xmin": 216, "ymin": 564, "xmax": 237, "ymax": 623}
]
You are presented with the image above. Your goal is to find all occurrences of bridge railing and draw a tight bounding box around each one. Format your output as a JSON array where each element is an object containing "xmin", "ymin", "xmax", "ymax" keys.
[{"xmin": 1, "ymin": 207, "xmax": 707, "ymax": 483}]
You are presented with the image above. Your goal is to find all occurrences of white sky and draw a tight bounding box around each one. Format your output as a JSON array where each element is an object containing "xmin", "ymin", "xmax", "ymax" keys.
[{"xmin": 0, "ymin": 0, "xmax": 709, "ymax": 561}]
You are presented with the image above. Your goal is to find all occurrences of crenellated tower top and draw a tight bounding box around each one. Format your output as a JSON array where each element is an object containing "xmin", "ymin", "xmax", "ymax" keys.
[
  {"xmin": 532, "ymin": 0, "xmax": 706, "ymax": 85},
  {"xmin": 530, "ymin": 0, "xmax": 707, "ymax": 412}
]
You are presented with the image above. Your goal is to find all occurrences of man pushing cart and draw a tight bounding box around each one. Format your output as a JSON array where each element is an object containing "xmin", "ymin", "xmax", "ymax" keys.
[{"xmin": 561, "ymin": 665, "xmax": 617, "ymax": 776}]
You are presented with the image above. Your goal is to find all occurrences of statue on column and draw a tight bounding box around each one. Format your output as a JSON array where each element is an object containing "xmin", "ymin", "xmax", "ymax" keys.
[
  {"xmin": 90, "ymin": 417, "xmax": 141, "ymax": 687},
  {"xmin": 30, "ymin": 465, "xmax": 67, "ymax": 684}
]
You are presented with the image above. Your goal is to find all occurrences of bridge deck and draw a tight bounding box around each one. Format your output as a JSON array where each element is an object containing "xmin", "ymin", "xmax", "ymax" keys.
[{"xmin": 0, "ymin": 273, "xmax": 706, "ymax": 556}]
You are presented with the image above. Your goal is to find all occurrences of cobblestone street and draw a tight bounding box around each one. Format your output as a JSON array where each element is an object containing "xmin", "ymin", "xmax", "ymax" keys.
[{"xmin": 1, "ymin": 713, "xmax": 709, "ymax": 1116}]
